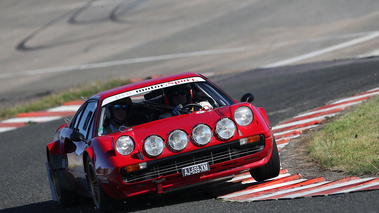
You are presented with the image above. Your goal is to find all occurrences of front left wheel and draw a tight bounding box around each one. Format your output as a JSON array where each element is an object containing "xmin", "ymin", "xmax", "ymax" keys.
[{"xmin": 47, "ymin": 154, "xmax": 76, "ymax": 207}]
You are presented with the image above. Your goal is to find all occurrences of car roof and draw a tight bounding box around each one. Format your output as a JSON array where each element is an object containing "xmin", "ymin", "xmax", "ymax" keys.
[{"xmin": 92, "ymin": 72, "xmax": 206, "ymax": 104}]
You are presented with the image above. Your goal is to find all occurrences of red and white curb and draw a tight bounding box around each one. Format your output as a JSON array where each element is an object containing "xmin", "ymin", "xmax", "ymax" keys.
[
  {"xmin": 0, "ymin": 100, "xmax": 83, "ymax": 133},
  {"xmin": 218, "ymin": 87, "xmax": 379, "ymax": 202}
]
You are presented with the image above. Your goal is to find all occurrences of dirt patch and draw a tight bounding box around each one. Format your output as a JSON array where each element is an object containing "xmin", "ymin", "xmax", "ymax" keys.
[{"xmin": 279, "ymin": 124, "xmax": 349, "ymax": 181}]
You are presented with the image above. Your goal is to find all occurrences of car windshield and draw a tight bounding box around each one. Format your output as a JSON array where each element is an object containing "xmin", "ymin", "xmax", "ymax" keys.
[{"xmin": 97, "ymin": 78, "xmax": 234, "ymax": 136}]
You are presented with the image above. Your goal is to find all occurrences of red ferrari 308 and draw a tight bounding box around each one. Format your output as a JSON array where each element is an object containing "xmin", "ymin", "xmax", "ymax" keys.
[{"xmin": 46, "ymin": 72, "xmax": 280, "ymax": 211}]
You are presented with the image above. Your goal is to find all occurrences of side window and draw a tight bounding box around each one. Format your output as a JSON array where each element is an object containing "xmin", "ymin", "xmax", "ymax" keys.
[
  {"xmin": 77, "ymin": 101, "xmax": 97, "ymax": 140},
  {"xmin": 70, "ymin": 105, "xmax": 85, "ymax": 130}
]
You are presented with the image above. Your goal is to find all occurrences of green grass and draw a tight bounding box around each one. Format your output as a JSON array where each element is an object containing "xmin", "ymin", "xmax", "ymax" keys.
[
  {"xmin": 0, "ymin": 78, "xmax": 131, "ymax": 120},
  {"xmin": 307, "ymin": 96, "xmax": 379, "ymax": 175}
]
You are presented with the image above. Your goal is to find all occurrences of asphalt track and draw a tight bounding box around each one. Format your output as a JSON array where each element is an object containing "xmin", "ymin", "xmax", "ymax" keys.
[
  {"xmin": 0, "ymin": 57, "xmax": 379, "ymax": 213},
  {"xmin": 1, "ymin": 0, "xmax": 379, "ymax": 212}
]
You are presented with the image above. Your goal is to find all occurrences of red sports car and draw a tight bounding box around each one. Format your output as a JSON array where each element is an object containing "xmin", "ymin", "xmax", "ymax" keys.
[{"xmin": 46, "ymin": 72, "xmax": 280, "ymax": 211}]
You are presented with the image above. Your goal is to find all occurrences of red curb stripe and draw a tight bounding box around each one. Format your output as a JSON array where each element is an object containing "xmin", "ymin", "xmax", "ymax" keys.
[
  {"xmin": 273, "ymin": 118, "xmax": 324, "ymax": 134},
  {"xmin": 17, "ymin": 111, "xmax": 76, "ymax": 118},
  {"xmin": 309, "ymin": 96, "xmax": 368, "ymax": 112},
  {"xmin": 274, "ymin": 129, "xmax": 302, "ymax": 140},
  {"xmin": 0, "ymin": 123, "xmax": 26, "ymax": 128},
  {"xmin": 276, "ymin": 138, "xmax": 290, "ymax": 145},
  {"xmin": 63, "ymin": 100, "xmax": 84, "ymax": 106},
  {"xmin": 259, "ymin": 177, "xmax": 327, "ymax": 200},
  {"xmin": 224, "ymin": 173, "xmax": 299, "ymax": 198},
  {"xmin": 229, "ymin": 174, "xmax": 302, "ymax": 201},
  {"xmin": 245, "ymin": 174, "xmax": 302, "ymax": 191},
  {"xmin": 234, "ymin": 169, "xmax": 288, "ymax": 183},
  {"xmin": 280, "ymin": 107, "xmax": 345, "ymax": 125},
  {"xmin": 234, "ymin": 177, "xmax": 326, "ymax": 201},
  {"xmin": 281, "ymin": 176, "xmax": 361, "ymax": 198}
]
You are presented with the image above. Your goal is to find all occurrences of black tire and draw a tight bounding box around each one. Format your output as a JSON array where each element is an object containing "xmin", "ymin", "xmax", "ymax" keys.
[
  {"xmin": 48, "ymin": 159, "xmax": 75, "ymax": 207},
  {"xmin": 249, "ymin": 139, "xmax": 280, "ymax": 182},
  {"xmin": 86, "ymin": 157, "xmax": 118, "ymax": 212}
]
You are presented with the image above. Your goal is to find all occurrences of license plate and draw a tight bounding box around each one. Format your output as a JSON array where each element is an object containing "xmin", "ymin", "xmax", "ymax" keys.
[{"xmin": 181, "ymin": 162, "xmax": 210, "ymax": 177}]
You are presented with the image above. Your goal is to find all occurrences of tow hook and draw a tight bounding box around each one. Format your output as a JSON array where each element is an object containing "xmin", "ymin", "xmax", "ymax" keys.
[{"xmin": 152, "ymin": 176, "xmax": 166, "ymax": 193}]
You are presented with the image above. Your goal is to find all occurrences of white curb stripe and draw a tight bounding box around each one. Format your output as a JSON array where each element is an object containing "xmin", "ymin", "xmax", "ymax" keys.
[
  {"xmin": 1, "ymin": 116, "xmax": 62, "ymax": 123},
  {"xmin": 273, "ymin": 125, "xmax": 318, "ymax": 137},
  {"xmin": 295, "ymin": 101, "xmax": 362, "ymax": 118},
  {"xmin": 241, "ymin": 173, "xmax": 292, "ymax": 184},
  {"xmin": 331, "ymin": 90, "xmax": 379, "ymax": 105},
  {"xmin": 47, "ymin": 105, "xmax": 81, "ymax": 112},
  {"xmin": 222, "ymin": 179, "xmax": 306, "ymax": 200},
  {"xmin": 272, "ymin": 114, "xmax": 336, "ymax": 131},
  {"xmin": 330, "ymin": 180, "xmax": 379, "ymax": 194},
  {"xmin": 0, "ymin": 127, "xmax": 17, "ymax": 133},
  {"xmin": 245, "ymin": 181, "xmax": 328, "ymax": 201}
]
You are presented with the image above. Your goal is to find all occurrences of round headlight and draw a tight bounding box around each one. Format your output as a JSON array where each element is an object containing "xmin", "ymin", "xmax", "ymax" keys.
[
  {"xmin": 115, "ymin": 136, "xmax": 134, "ymax": 155},
  {"xmin": 234, "ymin": 106, "xmax": 254, "ymax": 126},
  {"xmin": 143, "ymin": 135, "xmax": 165, "ymax": 157},
  {"xmin": 168, "ymin": 130, "xmax": 188, "ymax": 151},
  {"xmin": 215, "ymin": 118, "xmax": 236, "ymax": 140},
  {"xmin": 192, "ymin": 124, "xmax": 212, "ymax": 146}
]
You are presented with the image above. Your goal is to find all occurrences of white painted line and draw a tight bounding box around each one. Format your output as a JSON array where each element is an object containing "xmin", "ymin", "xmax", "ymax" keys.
[
  {"xmin": 281, "ymin": 178, "xmax": 374, "ymax": 199},
  {"xmin": 1, "ymin": 116, "xmax": 62, "ymax": 123},
  {"xmin": 272, "ymin": 114, "xmax": 336, "ymax": 131},
  {"xmin": 0, "ymin": 127, "xmax": 17, "ymax": 133},
  {"xmin": 222, "ymin": 179, "xmax": 306, "ymax": 200},
  {"xmin": 245, "ymin": 181, "xmax": 328, "ymax": 201},
  {"xmin": 331, "ymin": 91, "xmax": 379, "ymax": 105},
  {"xmin": 263, "ymin": 31, "xmax": 379, "ymax": 68},
  {"xmin": 47, "ymin": 105, "xmax": 81, "ymax": 112}
]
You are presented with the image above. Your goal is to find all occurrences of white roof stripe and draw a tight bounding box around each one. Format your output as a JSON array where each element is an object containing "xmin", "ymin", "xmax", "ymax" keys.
[{"xmin": 102, "ymin": 77, "xmax": 206, "ymax": 106}]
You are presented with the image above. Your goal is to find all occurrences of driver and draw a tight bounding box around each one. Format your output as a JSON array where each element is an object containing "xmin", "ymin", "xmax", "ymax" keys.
[
  {"xmin": 164, "ymin": 84, "xmax": 192, "ymax": 107},
  {"xmin": 102, "ymin": 97, "xmax": 131, "ymax": 134},
  {"xmin": 161, "ymin": 84, "xmax": 212, "ymax": 118}
]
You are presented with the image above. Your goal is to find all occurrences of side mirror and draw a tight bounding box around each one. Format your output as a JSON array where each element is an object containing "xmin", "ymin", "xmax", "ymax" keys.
[
  {"xmin": 240, "ymin": 93, "xmax": 254, "ymax": 103},
  {"xmin": 70, "ymin": 131, "xmax": 85, "ymax": 141}
]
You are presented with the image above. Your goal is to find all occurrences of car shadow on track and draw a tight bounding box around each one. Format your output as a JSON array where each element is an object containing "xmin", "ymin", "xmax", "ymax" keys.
[{"xmin": 0, "ymin": 180, "xmax": 251, "ymax": 213}]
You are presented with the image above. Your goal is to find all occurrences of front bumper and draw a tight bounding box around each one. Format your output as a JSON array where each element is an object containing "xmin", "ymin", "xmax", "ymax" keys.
[{"xmin": 101, "ymin": 134, "xmax": 274, "ymax": 199}]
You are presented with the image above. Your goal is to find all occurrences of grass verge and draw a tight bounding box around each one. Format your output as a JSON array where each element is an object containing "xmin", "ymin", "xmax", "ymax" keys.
[
  {"xmin": 0, "ymin": 78, "xmax": 130, "ymax": 120},
  {"xmin": 307, "ymin": 96, "xmax": 379, "ymax": 175}
]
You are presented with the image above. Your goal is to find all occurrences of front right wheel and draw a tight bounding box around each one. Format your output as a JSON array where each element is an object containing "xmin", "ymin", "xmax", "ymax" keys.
[
  {"xmin": 86, "ymin": 157, "xmax": 118, "ymax": 212},
  {"xmin": 249, "ymin": 138, "xmax": 280, "ymax": 181}
]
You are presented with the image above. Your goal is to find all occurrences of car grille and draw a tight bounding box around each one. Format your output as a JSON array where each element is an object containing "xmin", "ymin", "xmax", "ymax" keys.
[{"xmin": 122, "ymin": 137, "xmax": 265, "ymax": 183}]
